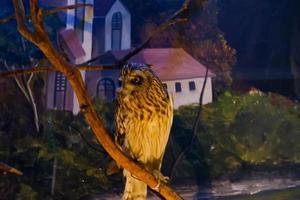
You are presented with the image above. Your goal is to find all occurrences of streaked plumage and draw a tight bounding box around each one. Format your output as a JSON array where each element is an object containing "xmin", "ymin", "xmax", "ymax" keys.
[{"xmin": 115, "ymin": 63, "xmax": 173, "ymax": 200}]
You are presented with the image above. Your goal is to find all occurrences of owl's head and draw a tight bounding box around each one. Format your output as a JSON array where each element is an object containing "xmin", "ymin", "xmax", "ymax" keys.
[{"xmin": 118, "ymin": 63, "xmax": 157, "ymax": 97}]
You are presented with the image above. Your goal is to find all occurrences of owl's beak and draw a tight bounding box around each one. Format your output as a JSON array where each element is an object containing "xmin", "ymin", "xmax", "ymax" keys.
[
  {"xmin": 117, "ymin": 85, "xmax": 134, "ymax": 98},
  {"xmin": 116, "ymin": 87, "xmax": 122, "ymax": 93},
  {"xmin": 117, "ymin": 86, "xmax": 128, "ymax": 97}
]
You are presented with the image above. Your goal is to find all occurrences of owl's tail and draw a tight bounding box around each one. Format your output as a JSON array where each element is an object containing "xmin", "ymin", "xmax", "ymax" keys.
[{"xmin": 123, "ymin": 170, "xmax": 147, "ymax": 200}]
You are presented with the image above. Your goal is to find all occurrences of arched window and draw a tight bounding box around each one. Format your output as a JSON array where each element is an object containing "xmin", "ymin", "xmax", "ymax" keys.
[
  {"xmin": 111, "ymin": 12, "xmax": 122, "ymax": 50},
  {"xmin": 97, "ymin": 78, "xmax": 116, "ymax": 101}
]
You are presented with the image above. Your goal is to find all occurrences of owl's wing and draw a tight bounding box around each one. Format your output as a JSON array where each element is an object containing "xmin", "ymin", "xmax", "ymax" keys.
[{"xmin": 115, "ymin": 106, "xmax": 126, "ymax": 149}]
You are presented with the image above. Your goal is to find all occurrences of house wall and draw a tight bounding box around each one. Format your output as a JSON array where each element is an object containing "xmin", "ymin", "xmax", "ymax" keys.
[
  {"xmin": 163, "ymin": 77, "xmax": 213, "ymax": 109},
  {"xmin": 92, "ymin": 18, "xmax": 105, "ymax": 57},
  {"xmin": 85, "ymin": 69, "xmax": 120, "ymax": 98},
  {"xmin": 105, "ymin": 0, "xmax": 131, "ymax": 51}
]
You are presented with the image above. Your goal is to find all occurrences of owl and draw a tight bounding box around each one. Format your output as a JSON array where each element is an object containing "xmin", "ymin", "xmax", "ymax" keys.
[{"xmin": 115, "ymin": 63, "xmax": 173, "ymax": 200}]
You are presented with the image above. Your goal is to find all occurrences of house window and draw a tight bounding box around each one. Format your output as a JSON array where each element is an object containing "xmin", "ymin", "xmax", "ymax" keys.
[
  {"xmin": 55, "ymin": 72, "xmax": 67, "ymax": 92},
  {"xmin": 97, "ymin": 78, "xmax": 116, "ymax": 101},
  {"xmin": 175, "ymin": 82, "xmax": 181, "ymax": 92},
  {"xmin": 54, "ymin": 72, "xmax": 67, "ymax": 109},
  {"xmin": 111, "ymin": 12, "xmax": 122, "ymax": 50},
  {"xmin": 75, "ymin": 0, "xmax": 86, "ymax": 43},
  {"xmin": 189, "ymin": 81, "xmax": 196, "ymax": 91}
]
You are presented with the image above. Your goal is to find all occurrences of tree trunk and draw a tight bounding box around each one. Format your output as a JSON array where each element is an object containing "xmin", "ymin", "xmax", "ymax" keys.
[
  {"xmin": 25, "ymin": 74, "xmax": 40, "ymax": 132},
  {"xmin": 51, "ymin": 156, "xmax": 58, "ymax": 196}
]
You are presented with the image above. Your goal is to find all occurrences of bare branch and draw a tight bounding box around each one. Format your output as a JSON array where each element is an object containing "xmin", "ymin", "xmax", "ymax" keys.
[
  {"xmin": 0, "ymin": 65, "xmax": 118, "ymax": 80},
  {"xmin": 0, "ymin": 3, "xmax": 92, "ymax": 25},
  {"xmin": 82, "ymin": 0, "xmax": 191, "ymax": 66},
  {"xmin": 44, "ymin": 3, "xmax": 93, "ymax": 16},
  {"xmin": 13, "ymin": 0, "xmax": 35, "ymax": 42},
  {"xmin": 116, "ymin": 18, "xmax": 188, "ymax": 65},
  {"xmin": 171, "ymin": 0, "xmax": 191, "ymax": 20},
  {"xmin": 116, "ymin": 0, "xmax": 191, "ymax": 64},
  {"xmin": 0, "ymin": 15, "xmax": 15, "ymax": 25},
  {"xmin": 170, "ymin": 67, "xmax": 209, "ymax": 179},
  {"xmin": 0, "ymin": 162, "xmax": 23, "ymax": 176}
]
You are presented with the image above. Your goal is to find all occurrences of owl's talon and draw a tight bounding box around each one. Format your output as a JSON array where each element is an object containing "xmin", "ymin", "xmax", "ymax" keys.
[{"xmin": 152, "ymin": 170, "xmax": 170, "ymax": 184}]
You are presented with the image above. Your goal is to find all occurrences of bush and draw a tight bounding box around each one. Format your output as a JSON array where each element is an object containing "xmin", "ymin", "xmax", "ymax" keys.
[
  {"xmin": 167, "ymin": 91, "xmax": 300, "ymax": 180},
  {"xmin": 0, "ymin": 98, "xmax": 116, "ymax": 199}
]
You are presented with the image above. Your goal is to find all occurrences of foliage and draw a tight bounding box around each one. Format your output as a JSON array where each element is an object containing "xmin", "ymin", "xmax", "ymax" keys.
[
  {"xmin": 121, "ymin": 0, "xmax": 236, "ymax": 93},
  {"xmin": 139, "ymin": 0, "xmax": 236, "ymax": 93},
  {"xmin": 0, "ymin": 96, "xmax": 117, "ymax": 199},
  {"xmin": 1, "ymin": 81, "xmax": 300, "ymax": 196},
  {"xmin": 167, "ymin": 91, "xmax": 300, "ymax": 180},
  {"xmin": 219, "ymin": 186, "xmax": 300, "ymax": 200},
  {"xmin": 16, "ymin": 184, "xmax": 38, "ymax": 200}
]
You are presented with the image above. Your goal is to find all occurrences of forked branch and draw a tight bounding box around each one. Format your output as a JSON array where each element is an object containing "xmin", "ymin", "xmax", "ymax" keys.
[{"xmin": 10, "ymin": 0, "xmax": 188, "ymax": 199}]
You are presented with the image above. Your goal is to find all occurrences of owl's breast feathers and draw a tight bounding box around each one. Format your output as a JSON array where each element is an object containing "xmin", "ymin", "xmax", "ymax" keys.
[{"xmin": 116, "ymin": 77, "xmax": 173, "ymax": 168}]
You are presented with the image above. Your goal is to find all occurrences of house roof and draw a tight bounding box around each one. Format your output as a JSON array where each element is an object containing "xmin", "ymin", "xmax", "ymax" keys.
[
  {"xmin": 58, "ymin": 28, "xmax": 86, "ymax": 62},
  {"xmin": 110, "ymin": 48, "xmax": 215, "ymax": 81}
]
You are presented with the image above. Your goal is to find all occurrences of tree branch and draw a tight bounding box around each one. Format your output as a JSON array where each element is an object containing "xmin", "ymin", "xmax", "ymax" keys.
[
  {"xmin": 43, "ymin": 3, "xmax": 93, "ymax": 16},
  {"xmin": 82, "ymin": 0, "xmax": 191, "ymax": 66},
  {"xmin": 0, "ymin": 65, "xmax": 118, "ymax": 80},
  {"xmin": 0, "ymin": 162, "xmax": 23, "ymax": 176},
  {"xmin": 0, "ymin": 15, "xmax": 14, "ymax": 24},
  {"xmin": 13, "ymin": 0, "xmax": 35, "ymax": 43},
  {"xmin": 116, "ymin": 18, "xmax": 188, "ymax": 65},
  {"xmin": 170, "ymin": 67, "xmax": 209, "ymax": 179},
  {"xmin": 11, "ymin": 0, "xmax": 184, "ymax": 199},
  {"xmin": 0, "ymin": 3, "xmax": 92, "ymax": 25}
]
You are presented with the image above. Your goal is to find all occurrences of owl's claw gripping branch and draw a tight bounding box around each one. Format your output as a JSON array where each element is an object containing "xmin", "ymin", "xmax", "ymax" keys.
[
  {"xmin": 151, "ymin": 171, "xmax": 170, "ymax": 191},
  {"xmin": 153, "ymin": 169, "xmax": 170, "ymax": 184}
]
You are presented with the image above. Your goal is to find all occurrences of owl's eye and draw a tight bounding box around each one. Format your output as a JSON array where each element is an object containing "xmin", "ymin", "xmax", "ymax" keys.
[{"xmin": 130, "ymin": 76, "xmax": 143, "ymax": 85}]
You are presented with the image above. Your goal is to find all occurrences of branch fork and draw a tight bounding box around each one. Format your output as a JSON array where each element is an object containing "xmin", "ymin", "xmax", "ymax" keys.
[{"xmin": 1, "ymin": 0, "xmax": 197, "ymax": 199}]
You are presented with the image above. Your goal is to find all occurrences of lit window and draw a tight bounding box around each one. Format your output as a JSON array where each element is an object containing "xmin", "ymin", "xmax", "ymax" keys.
[
  {"xmin": 55, "ymin": 72, "xmax": 66, "ymax": 92},
  {"xmin": 54, "ymin": 72, "xmax": 67, "ymax": 109},
  {"xmin": 175, "ymin": 82, "xmax": 181, "ymax": 92},
  {"xmin": 111, "ymin": 12, "xmax": 122, "ymax": 50},
  {"xmin": 97, "ymin": 78, "xmax": 116, "ymax": 101},
  {"xmin": 189, "ymin": 81, "xmax": 196, "ymax": 91}
]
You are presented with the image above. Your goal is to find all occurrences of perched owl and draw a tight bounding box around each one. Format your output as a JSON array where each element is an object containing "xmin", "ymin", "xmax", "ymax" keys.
[{"xmin": 115, "ymin": 63, "xmax": 173, "ymax": 200}]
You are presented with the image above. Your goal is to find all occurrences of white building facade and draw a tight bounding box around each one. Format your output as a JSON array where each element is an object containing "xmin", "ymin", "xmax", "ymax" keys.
[{"xmin": 164, "ymin": 77, "xmax": 213, "ymax": 108}]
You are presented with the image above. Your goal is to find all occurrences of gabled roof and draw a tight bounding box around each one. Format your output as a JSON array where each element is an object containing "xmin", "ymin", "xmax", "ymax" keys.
[{"xmin": 109, "ymin": 48, "xmax": 215, "ymax": 81}]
